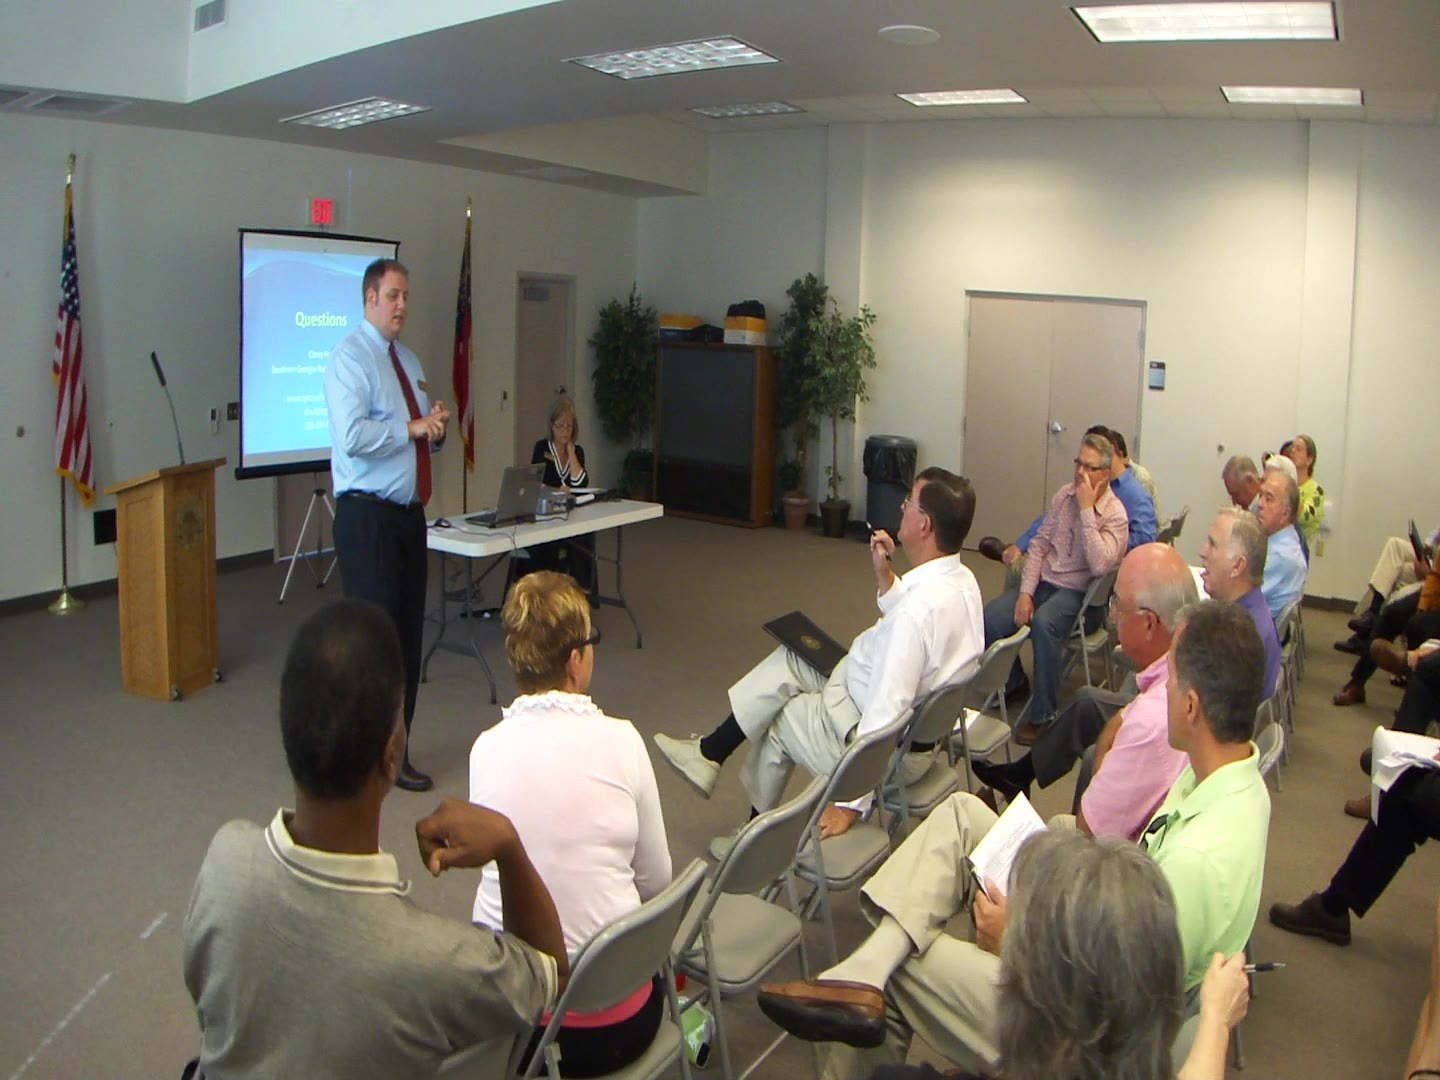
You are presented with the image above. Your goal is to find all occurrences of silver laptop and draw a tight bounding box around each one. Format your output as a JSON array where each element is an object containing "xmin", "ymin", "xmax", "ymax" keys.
[{"xmin": 465, "ymin": 463, "xmax": 545, "ymax": 527}]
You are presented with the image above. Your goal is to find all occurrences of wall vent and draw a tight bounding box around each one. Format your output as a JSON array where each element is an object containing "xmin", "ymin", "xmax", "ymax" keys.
[
  {"xmin": 195, "ymin": 0, "xmax": 227, "ymax": 32},
  {"xmin": 522, "ymin": 285, "xmax": 551, "ymax": 302}
]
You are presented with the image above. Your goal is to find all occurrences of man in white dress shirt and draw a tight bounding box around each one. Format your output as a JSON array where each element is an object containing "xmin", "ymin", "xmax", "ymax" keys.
[{"xmin": 655, "ymin": 467, "xmax": 986, "ymax": 849}]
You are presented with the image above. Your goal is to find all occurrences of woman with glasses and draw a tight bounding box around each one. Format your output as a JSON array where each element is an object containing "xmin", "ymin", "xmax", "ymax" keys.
[
  {"xmin": 469, "ymin": 570, "xmax": 671, "ymax": 1076},
  {"xmin": 526, "ymin": 394, "xmax": 595, "ymax": 592}
]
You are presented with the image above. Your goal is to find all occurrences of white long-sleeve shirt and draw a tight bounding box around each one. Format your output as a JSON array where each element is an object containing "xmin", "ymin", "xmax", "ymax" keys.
[
  {"xmin": 470, "ymin": 691, "xmax": 671, "ymax": 961},
  {"xmin": 844, "ymin": 553, "xmax": 987, "ymax": 740}
]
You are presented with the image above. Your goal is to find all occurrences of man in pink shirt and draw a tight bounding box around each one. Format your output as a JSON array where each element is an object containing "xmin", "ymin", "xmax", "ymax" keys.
[
  {"xmin": 975, "ymin": 543, "xmax": 1196, "ymax": 839},
  {"xmin": 982, "ymin": 433, "xmax": 1129, "ymax": 742}
]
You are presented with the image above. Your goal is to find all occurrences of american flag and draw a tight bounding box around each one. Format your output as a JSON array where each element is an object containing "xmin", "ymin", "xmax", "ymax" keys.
[
  {"xmin": 452, "ymin": 205, "xmax": 474, "ymax": 470},
  {"xmin": 54, "ymin": 177, "xmax": 95, "ymax": 505}
]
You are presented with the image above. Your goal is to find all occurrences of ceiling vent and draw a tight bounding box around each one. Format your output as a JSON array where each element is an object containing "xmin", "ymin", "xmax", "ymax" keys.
[
  {"xmin": 195, "ymin": 0, "xmax": 227, "ymax": 32},
  {"xmin": 513, "ymin": 165, "xmax": 593, "ymax": 181},
  {"xmin": 25, "ymin": 93, "xmax": 130, "ymax": 116}
]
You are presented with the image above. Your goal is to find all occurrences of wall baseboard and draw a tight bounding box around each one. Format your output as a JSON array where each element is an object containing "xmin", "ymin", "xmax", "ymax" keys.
[{"xmin": 0, "ymin": 550, "xmax": 275, "ymax": 617}]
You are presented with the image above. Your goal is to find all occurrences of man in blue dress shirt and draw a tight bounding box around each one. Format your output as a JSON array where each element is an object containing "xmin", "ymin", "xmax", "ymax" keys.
[
  {"xmin": 1255, "ymin": 469, "xmax": 1307, "ymax": 623},
  {"xmin": 325, "ymin": 259, "xmax": 450, "ymax": 791}
]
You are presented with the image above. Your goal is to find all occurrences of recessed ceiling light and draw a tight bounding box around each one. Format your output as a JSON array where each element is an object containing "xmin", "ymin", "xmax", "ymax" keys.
[
  {"xmin": 878, "ymin": 24, "xmax": 941, "ymax": 46},
  {"xmin": 691, "ymin": 101, "xmax": 804, "ymax": 118},
  {"xmin": 898, "ymin": 89, "xmax": 1029, "ymax": 107},
  {"xmin": 1223, "ymin": 85, "xmax": 1362, "ymax": 106},
  {"xmin": 567, "ymin": 37, "xmax": 779, "ymax": 80},
  {"xmin": 281, "ymin": 97, "xmax": 430, "ymax": 130},
  {"xmin": 1073, "ymin": 2, "xmax": 1336, "ymax": 43}
]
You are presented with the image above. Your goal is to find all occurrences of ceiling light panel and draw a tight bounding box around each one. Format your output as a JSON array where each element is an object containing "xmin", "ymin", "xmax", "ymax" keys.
[
  {"xmin": 1073, "ymin": 2, "xmax": 1336, "ymax": 43},
  {"xmin": 281, "ymin": 97, "xmax": 430, "ymax": 130},
  {"xmin": 567, "ymin": 37, "xmax": 779, "ymax": 80},
  {"xmin": 898, "ymin": 89, "xmax": 1028, "ymax": 107},
  {"xmin": 1223, "ymin": 85, "xmax": 1362, "ymax": 105},
  {"xmin": 691, "ymin": 101, "xmax": 803, "ymax": 118}
]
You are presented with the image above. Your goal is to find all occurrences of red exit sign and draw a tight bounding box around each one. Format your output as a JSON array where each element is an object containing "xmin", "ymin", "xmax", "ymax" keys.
[{"xmin": 308, "ymin": 197, "xmax": 335, "ymax": 226}]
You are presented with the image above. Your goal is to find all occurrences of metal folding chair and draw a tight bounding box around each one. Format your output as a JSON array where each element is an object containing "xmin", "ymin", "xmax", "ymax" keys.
[
  {"xmin": 1059, "ymin": 568, "xmax": 1119, "ymax": 689},
  {"xmin": 946, "ymin": 627, "xmax": 1031, "ymax": 788},
  {"xmin": 877, "ymin": 685, "xmax": 966, "ymax": 837},
  {"xmin": 673, "ymin": 777, "xmax": 826, "ymax": 1080},
  {"xmin": 520, "ymin": 859, "xmax": 709, "ymax": 1080}
]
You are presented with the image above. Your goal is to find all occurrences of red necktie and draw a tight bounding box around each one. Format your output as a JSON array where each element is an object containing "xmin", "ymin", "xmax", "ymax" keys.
[{"xmin": 388, "ymin": 343, "xmax": 431, "ymax": 505}]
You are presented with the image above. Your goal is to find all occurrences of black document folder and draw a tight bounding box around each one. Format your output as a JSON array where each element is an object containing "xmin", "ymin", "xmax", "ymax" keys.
[{"xmin": 763, "ymin": 611, "xmax": 849, "ymax": 678}]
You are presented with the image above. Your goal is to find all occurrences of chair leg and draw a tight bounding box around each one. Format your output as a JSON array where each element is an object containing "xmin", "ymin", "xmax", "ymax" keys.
[{"xmin": 700, "ymin": 930, "xmax": 735, "ymax": 1080}]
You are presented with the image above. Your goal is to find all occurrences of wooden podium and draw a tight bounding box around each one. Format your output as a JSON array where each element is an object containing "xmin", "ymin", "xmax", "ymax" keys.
[{"xmin": 105, "ymin": 459, "xmax": 224, "ymax": 701}]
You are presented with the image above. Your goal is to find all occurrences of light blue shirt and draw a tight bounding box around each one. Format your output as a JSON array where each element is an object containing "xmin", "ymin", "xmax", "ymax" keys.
[
  {"xmin": 1261, "ymin": 525, "xmax": 1306, "ymax": 621},
  {"xmin": 324, "ymin": 319, "xmax": 435, "ymax": 504},
  {"xmin": 1111, "ymin": 467, "xmax": 1157, "ymax": 549}
]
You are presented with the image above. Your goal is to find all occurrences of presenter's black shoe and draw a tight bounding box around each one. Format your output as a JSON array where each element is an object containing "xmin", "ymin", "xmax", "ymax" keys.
[
  {"xmin": 977, "ymin": 536, "xmax": 1007, "ymax": 563},
  {"xmin": 397, "ymin": 759, "xmax": 434, "ymax": 792}
]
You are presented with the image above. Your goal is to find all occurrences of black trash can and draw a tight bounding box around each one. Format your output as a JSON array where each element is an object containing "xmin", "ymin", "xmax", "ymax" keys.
[{"xmin": 863, "ymin": 435, "xmax": 918, "ymax": 540}]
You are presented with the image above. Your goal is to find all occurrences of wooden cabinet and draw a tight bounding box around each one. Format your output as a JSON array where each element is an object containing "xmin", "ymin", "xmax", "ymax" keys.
[{"xmin": 655, "ymin": 342, "xmax": 775, "ymax": 527}]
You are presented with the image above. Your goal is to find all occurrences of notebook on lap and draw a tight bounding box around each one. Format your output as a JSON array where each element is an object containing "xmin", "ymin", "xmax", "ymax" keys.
[
  {"xmin": 763, "ymin": 610, "xmax": 849, "ymax": 678},
  {"xmin": 465, "ymin": 463, "xmax": 545, "ymax": 527}
]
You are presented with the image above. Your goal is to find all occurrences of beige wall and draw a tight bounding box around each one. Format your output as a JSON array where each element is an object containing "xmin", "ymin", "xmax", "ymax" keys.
[
  {"xmin": 638, "ymin": 117, "xmax": 1440, "ymax": 599},
  {"xmin": 1, "ymin": 112, "xmax": 636, "ymax": 602}
]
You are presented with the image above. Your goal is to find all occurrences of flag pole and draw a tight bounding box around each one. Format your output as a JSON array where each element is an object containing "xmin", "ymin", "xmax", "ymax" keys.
[{"xmin": 49, "ymin": 153, "xmax": 85, "ymax": 616}]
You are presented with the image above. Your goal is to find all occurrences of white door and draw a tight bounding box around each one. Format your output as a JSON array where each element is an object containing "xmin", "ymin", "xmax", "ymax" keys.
[{"xmin": 964, "ymin": 293, "xmax": 1145, "ymax": 546}]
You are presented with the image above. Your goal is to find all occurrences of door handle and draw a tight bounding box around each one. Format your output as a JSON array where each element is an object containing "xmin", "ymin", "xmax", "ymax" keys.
[{"xmin": 1050, "ymin": 421, "xmax": 1065, "ymax": 434}]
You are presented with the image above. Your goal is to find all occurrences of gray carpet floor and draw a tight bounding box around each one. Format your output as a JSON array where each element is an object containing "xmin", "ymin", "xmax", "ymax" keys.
[{"xmin": 2, "ymin": 515, "xmax": 1436, "ymax": 1079}]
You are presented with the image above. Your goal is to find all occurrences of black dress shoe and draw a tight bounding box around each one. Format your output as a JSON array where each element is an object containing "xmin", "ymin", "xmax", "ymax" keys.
[
  {"xmin": 972, "ymin": 760, "xmax": 1031, "ymax": 803},
  {"xmin": 397, "ymin": 760, "xmax": 434, "ymax": 792},
  {"xmin": 977, "ymin": 536, "xmax": 1007, "ymax": 563},
  {"xmin": 1333, "ymin": 635, "xmax": 1365, "ymax": 656},
  {"xmin": 1347, "ymin": 611, "xmax": 1377, "ymax": 635}
]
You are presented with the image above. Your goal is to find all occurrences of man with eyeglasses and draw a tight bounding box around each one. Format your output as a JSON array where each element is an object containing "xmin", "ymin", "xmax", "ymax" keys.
[
  {"xmin": 973, "ymin": 543, "xmax": 1196, "ymax": 840},
  {"xmin": 654, "ymin": 468, "xmax": 985, "ymax": 853},
  {"xmin": 754, "ymin": 602, "xmax": 1270, "ymax": 1080},
  {"xmin": 982, "ymin": 432, "xmax": 1129, "ymax": 745},
  {"xmin": 1198, "ymin": 507, "xmax": 1280, "ymax": 700}
]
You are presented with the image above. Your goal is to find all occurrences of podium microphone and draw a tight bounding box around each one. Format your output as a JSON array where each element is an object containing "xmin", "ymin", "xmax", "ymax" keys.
[{"xmin": 151, "ymin": 351, "xmax": 186, "ymax": 465}]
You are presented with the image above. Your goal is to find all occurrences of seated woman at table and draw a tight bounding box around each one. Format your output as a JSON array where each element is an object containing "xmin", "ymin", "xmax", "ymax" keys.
[
  {"xmin": 525, "ymin": 394, "xmax": 594, "ymax": 592},
  {"xmin": 470, "ymin": 570, "xmax": 672, "ymax": 1077}
]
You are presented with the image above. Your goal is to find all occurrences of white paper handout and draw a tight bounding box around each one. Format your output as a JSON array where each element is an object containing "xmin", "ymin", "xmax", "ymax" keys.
[
  {"xmin": 1370, "ymin": 726, "xmax": 1440, "ymax": 823},
  {"xmin": 968, "ymin": 792, "xmax": 1047, "ymax": 898}
]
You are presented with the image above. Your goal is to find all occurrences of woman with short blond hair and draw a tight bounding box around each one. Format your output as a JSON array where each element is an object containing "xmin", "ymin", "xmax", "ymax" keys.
[{"xmin": 470, "ymin": 570, "xmax": 670, "ymax": 1077}]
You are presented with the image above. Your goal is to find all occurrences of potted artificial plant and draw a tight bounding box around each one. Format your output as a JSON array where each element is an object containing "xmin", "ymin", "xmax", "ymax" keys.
[
  {"xmin": 811, "ymin": 299, "xmax": 878, "ymax": 538},
  {"xmin": 775, "ymin": 273, "xmax": 829, "ymax": 530},
  {"xmin": 590, "ymin": 284, "xmax": 658, "ymax": 499}
]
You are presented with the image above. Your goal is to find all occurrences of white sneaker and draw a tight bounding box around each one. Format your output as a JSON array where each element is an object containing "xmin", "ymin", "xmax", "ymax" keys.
[
  {"xmin": 654, "ymin": 733, "xmax": 720, "ymax": 798},
  {"xmin": 708, "ymin": 827, "xmax": 742, "ymax": 862}
]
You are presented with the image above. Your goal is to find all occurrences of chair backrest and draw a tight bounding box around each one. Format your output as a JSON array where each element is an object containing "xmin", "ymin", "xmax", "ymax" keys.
[
  {"xmin": 968, "ymin": 626, "xmax": 1032, "ymax": 703},
  {"xmin": 1166, "ymin": 506, "xmax": 1191, "ymax": 544},
  {"xmin": 546, "ymin": 858, "xmax": 707, "ymax": 1016},
  {"xmin": 1068, "ymin": 568, "xmax": 1118, "ymax": 638},
  {"xmin": 711, "ymin": 775, "xmax": 827, "ymax": 897},
  {"xmin": 1255, "ymin": 720, "xmax": 1284, "ymax": 779},
  {"xmin": 902, "ymin": 683, "xmax": 973, "ymax": 750},
  {"xmin": 816, "ymin": 714, "xmax": 910, "ymax": 808},
  {"xmin": 1275, "ymin": 601, "xmax": 1302, "ymax": 646}
]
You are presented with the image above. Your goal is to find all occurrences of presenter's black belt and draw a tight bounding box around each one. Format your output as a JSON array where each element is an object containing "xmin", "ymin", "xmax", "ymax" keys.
[{"xmin": 338, "ymin": 491, "xmax": 424, "ymax": 512}]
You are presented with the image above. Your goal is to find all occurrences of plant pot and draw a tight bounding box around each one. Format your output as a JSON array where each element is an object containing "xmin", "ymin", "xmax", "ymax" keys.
[
  {"xmin": 819, "ymin": 499, "xmax": 850, "ymax": 539},
  {"xmin": 622, "ymin": 449, "xmax": 655, "ymax": 501},
  {"xmin": 781, "ymin": 492, "xmax": 810, "ymax": 531}
]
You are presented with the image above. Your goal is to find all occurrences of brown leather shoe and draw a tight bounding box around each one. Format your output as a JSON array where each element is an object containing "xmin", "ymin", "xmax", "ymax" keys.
[
  {"xmin": 1344, "ymin": 795, "xmax": 1369, "ymax": 820},
  {"xmin": 1014, "ymin": 719, "xmax": 1051, "ymax": 747},
  {"xmin": 756, "ymin": 979, "xmax": 886, "ymax": 1048},
  {"xmin": 1332, "ymin": 681, "xmax": 1366, "ymax": 707},
  {"xmin": 1371, "ymin": 639, "xmax": 1411, "ymax": 677}
]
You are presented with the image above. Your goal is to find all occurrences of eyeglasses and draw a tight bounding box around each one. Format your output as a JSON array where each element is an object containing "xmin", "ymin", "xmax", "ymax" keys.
[
  {"xmin": 1107, "ymin": 595, "xmax": 1155, "ymax": 620},
  {"xmin": 1073, "ymin": 458, "xmax": 1108, "ymax": 474},
  {"xmin": 1140, "ymin": 811, "xmax": 1175, "ymax": 853},
  {"xmin": 901, "ymin": 496, "xmax": 929, "ymax": 517},
  {"xmin": 573, "ymin": 624, "xmax": 602, "ymax": 651}
]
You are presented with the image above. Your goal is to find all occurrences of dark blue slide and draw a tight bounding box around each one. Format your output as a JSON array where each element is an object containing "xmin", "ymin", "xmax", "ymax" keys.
[{"xmin": 237, "ymin": 229, "xmax": 398, "ymax": 478}]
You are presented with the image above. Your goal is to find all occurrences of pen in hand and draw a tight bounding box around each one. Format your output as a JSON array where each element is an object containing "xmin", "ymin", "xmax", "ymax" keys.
[
  {"xmin": 866, "ymin": 521, "xmax": 892, "ymax": 561},
  {"xmin": 1243, "ymin": 962, "xmax": 1285, "ymax": 973}
]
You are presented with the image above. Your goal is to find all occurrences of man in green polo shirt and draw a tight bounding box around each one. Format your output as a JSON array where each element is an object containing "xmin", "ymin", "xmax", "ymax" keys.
[
  {"xmin": 751, "ymin": 601, "xmax": 1270, "ymax": 1079},
  {"xmin": 1145, "ymin": 600, "xmax": 1272, "ymax": 993}
]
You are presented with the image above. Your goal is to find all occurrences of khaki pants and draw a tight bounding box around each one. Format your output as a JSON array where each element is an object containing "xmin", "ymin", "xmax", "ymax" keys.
[
  {"xmin": 822, "ymin": 793, "xmax": 1005, "ymax": 1080},
  {"xmin": 1367, "ymin": 535, "xmax": 1423, "ymax": 602}
]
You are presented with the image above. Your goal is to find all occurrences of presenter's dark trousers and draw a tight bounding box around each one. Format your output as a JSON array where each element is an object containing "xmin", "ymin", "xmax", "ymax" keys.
[{"xmin": 335, "ymin": 494, "xmax": 427, "ymax": 732}]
